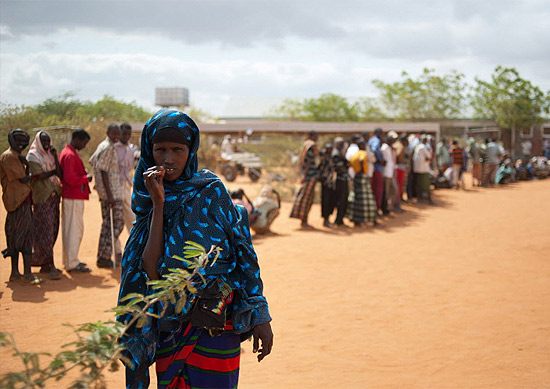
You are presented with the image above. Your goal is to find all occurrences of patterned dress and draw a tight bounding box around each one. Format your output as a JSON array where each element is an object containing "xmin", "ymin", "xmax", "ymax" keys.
[
  {"xmin": 117, "ymin": 110, "xmax": 271, "ymax": 388},
  {"xmin": 290, "ymin": 141, "xmax": 318, "ymax": 221}
]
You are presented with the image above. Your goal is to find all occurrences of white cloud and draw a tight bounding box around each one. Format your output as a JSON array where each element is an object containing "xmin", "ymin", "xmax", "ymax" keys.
[{"xmin": 1, "ymin": 0, "xmax": 549, "ymax": 116}]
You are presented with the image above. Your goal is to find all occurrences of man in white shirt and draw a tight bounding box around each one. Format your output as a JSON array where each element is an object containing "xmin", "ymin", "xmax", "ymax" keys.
[
  {"xmin": 380, "ymin": 133, "xmax": 397, "ymax": 213},
  {"xmin": 114, "ymin": 123, "xmax": 137, "ymax": 262},
  {"xmin": 413, "ymin": 135, "xmax": 434, "ymax": 204}
]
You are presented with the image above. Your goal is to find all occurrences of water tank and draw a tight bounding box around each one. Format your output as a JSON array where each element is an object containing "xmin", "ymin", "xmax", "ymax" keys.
[{"xmin": 155, "ymin": 87, "xmax": 189, "ymax": 107}]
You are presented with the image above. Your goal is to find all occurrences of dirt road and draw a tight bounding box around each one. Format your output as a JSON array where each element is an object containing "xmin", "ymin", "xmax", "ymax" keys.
[{"xmin": 1, "ymin": 176, "xmax": 549, "ymax": 388}]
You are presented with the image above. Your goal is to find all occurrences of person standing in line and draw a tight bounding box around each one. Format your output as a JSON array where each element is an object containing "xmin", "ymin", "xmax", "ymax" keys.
[
  {"xmin": 59, "ymin": 129, "xmax": 93, "ymax": 273},
  {"xmin": 467, "ymin": 137, "xmax": 482, "ymax": 187},
  {"xmin": 380, "ymin": 133, "xmax": 397, "ymax": 213},
  {"xmin": 368, "ymin": 128, "xmax": 386, "ymax": 214},
  {"xmin": 345, "ymin": 134, "xmax": 360, "ymax": 161},
  {"xmin": 290, "ymin": 131, "xmax": 319, "ymax": 229},
  {"xmin": 90, "ymin": 123, "xmax": 124, "ymax": 268},
  {"xmin": 485, "ymin": 138, "xmax": 503, "ymax": 186},
  {"xmin": 27, "ymin": 131, "xmax": 63, "ymax": 280},
  {"xmin": 406, "ymin": 134, "xmax": 420, "ymax": 201},
  {"xmin": 114, "ymin": 123, "xmax": 137, "ymax": 263},
  {"xmin": 435, "ymin": 137, "xmax": 451, "ymax": 174},
  {"xmin": 413, "ymin": 135, "xmax": 434, "ymax": 204},
  {"xmin": 318, "ymin": 142, "xmax": 336, "ymax": 228},
  {"xmin": 348, "ymin": 139, "xmax": 377, "ymax": 227},
  {"xmin": 450, "ymin": 140, "xmax": 465, "ymax": 189},
  {"xmin": 361, "ymin": 132, "xmax": 377, "ymax": 196},
  {"xmin": 394, "ymin": 133, "xmax": 409, "ymax": 205},
  {"xmin": 332, "ymin": 137, "xmax": 350, "ymax": 227},
  {"xmin": 0, "ymin": 129, "xmax": 43, "ymax": 284}
]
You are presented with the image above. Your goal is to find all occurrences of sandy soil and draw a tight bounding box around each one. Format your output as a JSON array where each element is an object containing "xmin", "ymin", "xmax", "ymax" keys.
[{"xmin": 1, "ymin": 175, "xmax": 549, "ymax": 388}]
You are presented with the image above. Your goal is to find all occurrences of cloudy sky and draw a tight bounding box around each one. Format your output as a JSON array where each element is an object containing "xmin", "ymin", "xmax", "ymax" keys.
[{"xmin": 1, "ymin": 0, "xmax": 549, "ymax": 117}]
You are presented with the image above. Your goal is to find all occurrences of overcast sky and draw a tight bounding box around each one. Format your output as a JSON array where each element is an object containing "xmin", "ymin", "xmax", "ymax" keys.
[{"xmin": 1, "ymin": 0, "xmax": 549, "ymax": 117}]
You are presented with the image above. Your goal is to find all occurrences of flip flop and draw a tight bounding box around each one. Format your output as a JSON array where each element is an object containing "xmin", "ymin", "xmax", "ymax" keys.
[{"xmin": 23, "ymin": 274, "xmax": 44, "ymax": 285}]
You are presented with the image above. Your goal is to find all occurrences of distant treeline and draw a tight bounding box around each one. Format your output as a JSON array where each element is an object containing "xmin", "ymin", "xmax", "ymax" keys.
[
  {"xmin": 270, "ymin": 67, "xmax": 550, "ymax": 133},
  {"xmin": 2, "ymin": 66, "xmax": 549, "ymax": 152}
]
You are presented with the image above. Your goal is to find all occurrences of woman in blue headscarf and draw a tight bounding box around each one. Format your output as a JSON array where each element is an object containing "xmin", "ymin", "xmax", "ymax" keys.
[{"xmin": 117, "ymin": 110, "xmax": 273, "ymax": 388}]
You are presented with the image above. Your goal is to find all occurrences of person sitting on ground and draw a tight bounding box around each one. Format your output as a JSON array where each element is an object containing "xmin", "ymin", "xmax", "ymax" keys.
[
  {"xmin": 251, "ymin": 185, "xmax": 281, "ymax": 234},
  {"xmin": 495, "ymin": 158, "xmax": 515, "ymax": 185},
  {"xmin": 230, "ymin": 188, "xmax": 254, "ymax": 214}
]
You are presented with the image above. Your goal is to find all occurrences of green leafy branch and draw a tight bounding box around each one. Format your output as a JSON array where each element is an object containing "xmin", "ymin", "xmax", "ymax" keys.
[{"xmin": 0, "ymin": 241, "xmax": 222, "ymax": 389}]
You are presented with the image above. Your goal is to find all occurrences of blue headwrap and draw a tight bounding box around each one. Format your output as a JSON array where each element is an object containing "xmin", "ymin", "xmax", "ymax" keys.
[{"xmin": 118, "ymin": 110, "xmax": 271, "ymax": 385}]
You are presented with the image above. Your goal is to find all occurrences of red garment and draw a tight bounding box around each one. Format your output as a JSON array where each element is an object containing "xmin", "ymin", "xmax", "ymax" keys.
[
  {"xmin": 59, "ymin": 144, "xmax": 90, "ymax": 200},
  {"xmin": 451, "ymin": 146, "xmax": 465, "ymax": 165},
  {"xmin": 396, "ymin": 168, "xmax": 406, "ymax": 196}
]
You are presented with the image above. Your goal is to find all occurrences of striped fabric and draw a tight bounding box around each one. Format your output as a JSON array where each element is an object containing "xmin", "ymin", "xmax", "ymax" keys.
[
  {"xmin": 290, "ymin": 178, "xmax": 316, "ymax": 221},
  {"xmin": 31, "ymin": 193, "xmax": 60, "ymax": 266},
  {"xmin": 156, "ymin": 322, "xmax": 241, "ymax": 389},
  {"xmin": 451, "ymin": 147, "xmax": 465, "ymax": 165},
  {"xmin": 2, "ymin": 195, "xmax": 33, "ymax": 258},
  {"xmin": 346, "ymin": 174, "xmax": 376, "ymax": 223}
]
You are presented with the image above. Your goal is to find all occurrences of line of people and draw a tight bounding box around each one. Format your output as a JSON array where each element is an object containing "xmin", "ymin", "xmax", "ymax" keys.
[
  {"xmin": 290, "ymin": 129, "xmax": 440, "ymax": 229},
  {"xmin": 290, "ymin": 130, "xmax": 550, "ymax": 230},
  {"xmin": 0, "ymin": 124, "xmax": 138, "ymax": 284}
]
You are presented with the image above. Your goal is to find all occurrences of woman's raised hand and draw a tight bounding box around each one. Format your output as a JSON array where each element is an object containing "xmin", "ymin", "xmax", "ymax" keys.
[{"xmin": 143, "ymin": 166, "xmax": 166, "ymax": 204}]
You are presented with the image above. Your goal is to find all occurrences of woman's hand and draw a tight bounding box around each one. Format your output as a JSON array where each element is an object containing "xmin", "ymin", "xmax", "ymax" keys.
[
  {"xmin": 252, "ymin": 321, "xmax": 273, "ymax": 362},
  {"xmin": 143, "ymin": 166, "xmax": 165, "ymax": 205}
]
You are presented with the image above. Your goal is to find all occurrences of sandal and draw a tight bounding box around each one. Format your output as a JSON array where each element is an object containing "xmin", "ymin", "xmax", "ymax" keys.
[
  {"xmin": 23, "ymin": 274, "xmax": 44, "ymax": 284},
  {"xmin": 69, "ymin": 263, "xmax": 91, "ymax": 273},
  {"xmin": 49, "ymin": 269, "xmax": 61, "ymax": 280}
]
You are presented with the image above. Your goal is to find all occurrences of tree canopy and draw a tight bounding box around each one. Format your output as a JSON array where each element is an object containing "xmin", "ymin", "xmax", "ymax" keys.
[
  {"xmin": 1, "ymin": 93, "xmax": 153, "ymax": 135},
  {"xmin": 372, "ymin": 68, "xmax": 467, "ymax": 120},
  {"xmin": 471, "ymin": 66, "xmax": 550, "ymax": 131},
  {"xmin": 272, "ymin": 93, "xmax": 384, "ymax": 122}
]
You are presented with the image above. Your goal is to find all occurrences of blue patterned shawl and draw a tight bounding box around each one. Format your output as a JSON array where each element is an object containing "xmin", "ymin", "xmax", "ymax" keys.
[{"xmin": 117, "ymin": 110, "xmax": 271, "ymax": 383}]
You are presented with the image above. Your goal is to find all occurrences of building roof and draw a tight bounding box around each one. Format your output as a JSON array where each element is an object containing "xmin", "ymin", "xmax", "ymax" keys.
[{"xmin": 198, "ymin": 119, "xmax": 440, "ymax": 135}]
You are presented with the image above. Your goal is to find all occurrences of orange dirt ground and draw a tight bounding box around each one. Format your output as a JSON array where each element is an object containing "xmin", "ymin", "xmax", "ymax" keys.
[{"xmin": 1, "ymin": 175, "xmax": 549, "ymax": 388}]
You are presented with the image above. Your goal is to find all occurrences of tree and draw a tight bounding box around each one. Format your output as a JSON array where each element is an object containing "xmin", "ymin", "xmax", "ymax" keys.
[
  {"xmin": 270, "ymin": 98, "xmax": 306, "ymax": 120},
  {"xmin": 471, "ymin": 66, "xmax": 550, "ymax": 131},
  {"xmin": 372, "ymin": 68, "xmax": 468, "ymax": 120},
  {"xmin": 302, "ymin": 93, "xmax": 359, "ymax": 122},
  {"xmin": 271, "ymin": 93, "xmax": 371, "ymax": 122},
  {"xmin": 35, "ymin": 92, "xmax": 84, "ymax": 119},
  {"xmin": 354, "ymin": 97, "xmax": 385, "ymax": 122}
]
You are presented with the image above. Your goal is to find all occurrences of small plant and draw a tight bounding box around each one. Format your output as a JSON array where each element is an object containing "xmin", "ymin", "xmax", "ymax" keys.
[{"xmin": 0, "ymin": 241, "xmax": 222, "ymax": 389}]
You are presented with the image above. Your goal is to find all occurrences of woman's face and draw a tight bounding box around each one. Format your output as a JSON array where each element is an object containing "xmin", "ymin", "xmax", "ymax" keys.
[
  {"xmin": 152, "ymin": 141, "xmax": 190, "ymax": 181},
  {"xmin": 40, "ymin": 133, "xmax": 51, "ymax": 151}
]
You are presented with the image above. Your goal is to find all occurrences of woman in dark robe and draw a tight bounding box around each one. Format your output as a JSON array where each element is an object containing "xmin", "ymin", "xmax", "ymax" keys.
[{"xmin": 117, "ymin": 110, "xmax": 273, "ymax": 388}]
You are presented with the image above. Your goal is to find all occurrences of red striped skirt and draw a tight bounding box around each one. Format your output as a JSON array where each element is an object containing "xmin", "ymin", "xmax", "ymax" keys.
[{"xmin": 156, "ymin": 322, "xmax": 240, "ymax": 389}]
